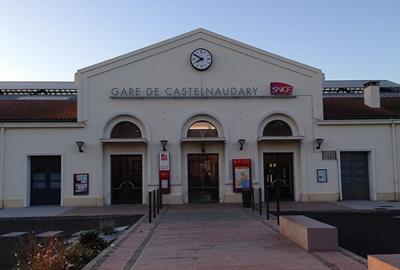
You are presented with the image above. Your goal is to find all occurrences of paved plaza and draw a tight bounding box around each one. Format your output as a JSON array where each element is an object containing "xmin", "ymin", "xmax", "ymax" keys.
[{"xmin": 90, "ymin": 204, "xmax": 367, "ymax": 270}]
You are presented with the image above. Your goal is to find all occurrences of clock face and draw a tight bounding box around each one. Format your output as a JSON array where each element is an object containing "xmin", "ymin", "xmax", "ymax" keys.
[{"xmin": 190, "ymin": 48, "xmax": 212, "ymax": 71}]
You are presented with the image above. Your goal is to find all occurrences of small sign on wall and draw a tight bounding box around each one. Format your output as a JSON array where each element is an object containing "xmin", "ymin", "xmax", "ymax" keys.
[
  {"xmin": 232, "ymin": 159, "xmax": 252, "ymax": 192},
  {"xmin": 316, "ymin": 169, "xmax": 328, "ymax": 183},
  {"xmin": 74, "ymin": 173, "xmax": 89, "ymax": 195},
  {"xmin": 159, "ymin": 152, "xmax": 170, "ymax": 170}
]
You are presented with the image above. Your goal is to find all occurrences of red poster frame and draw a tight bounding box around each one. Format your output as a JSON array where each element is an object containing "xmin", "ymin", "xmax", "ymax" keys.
[{"xmin": 232, "ymin": 159, "xmax": 252, "ymax": 193}]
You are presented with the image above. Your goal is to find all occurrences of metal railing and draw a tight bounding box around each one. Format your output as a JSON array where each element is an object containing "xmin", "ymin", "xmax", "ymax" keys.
[
  {"xmin": 264, "ymin": 182, "xmax": 280, "ymax": 225},
  {"xmin": 247, "ymin": 180, "xmax": 281, "ymax": 226}
]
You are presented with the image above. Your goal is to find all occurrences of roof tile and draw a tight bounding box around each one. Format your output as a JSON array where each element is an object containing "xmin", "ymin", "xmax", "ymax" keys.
[
  {"xmin": 0, "ymin": 99, "xmax": 77, "ymax": 122},
  {"xmin": 323, "ymin": 97, "xmax": 400, "ymax": 120}
]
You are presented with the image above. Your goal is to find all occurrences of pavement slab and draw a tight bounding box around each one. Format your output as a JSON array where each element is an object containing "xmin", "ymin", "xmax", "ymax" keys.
[
  {"xmin": 36, "ymin": 230, "xmax": 63, "ymax": 237},
  {"xmin": 91, "ymin": 204, "xmax": 367, "ymax": 270},
  {"xmin": 0, "ymin": 232, "xmax": 28, "ymax": 237}
]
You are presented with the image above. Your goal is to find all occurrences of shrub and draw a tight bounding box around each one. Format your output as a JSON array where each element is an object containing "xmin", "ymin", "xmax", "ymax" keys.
[
  {"xmin": 13, "ymin": 230, "xmax": 109, "ymax": 270},
  {"xmin": 13, "ymin": 234, "xmax": 70, "ymax": 270},
  {"xmin": 78, "ymin": 230, "xmax": 108, "ymax": 250},
  {"xmin": 99, "ymin": 218, "xmax": 116, "ymax": 235}
]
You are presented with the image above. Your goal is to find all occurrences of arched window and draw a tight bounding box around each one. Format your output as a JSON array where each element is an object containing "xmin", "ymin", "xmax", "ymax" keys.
[
  {"xmin": 111, "ymin": 121, "xmax": 142, "ymax": 138},
  {"xmin": 187, "ymin": 121, "xmax": 218, "ymax": 137},
  {"xmin": 263, "ymin": 120, "xmax": 292, "ymax": 136}
]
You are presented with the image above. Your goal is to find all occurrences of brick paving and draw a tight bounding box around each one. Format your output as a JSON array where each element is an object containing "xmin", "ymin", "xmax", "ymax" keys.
[{"xmin": 95, "ymin": 204, "xmax": 367, "ymax": 270}]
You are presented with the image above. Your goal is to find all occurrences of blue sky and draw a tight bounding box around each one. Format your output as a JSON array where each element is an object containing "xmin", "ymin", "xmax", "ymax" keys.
[{"xmin": 0, "ymin": 0, "xmax": 399, "ymax": 82}]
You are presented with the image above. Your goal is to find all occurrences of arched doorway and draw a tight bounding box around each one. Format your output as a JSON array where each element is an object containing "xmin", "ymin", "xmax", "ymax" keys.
[
  {"xmin": 181, "ymin": 115, "xmax": 225, "ymax": 203},
  {"xmin": 102, "ymin": 116, "xmax": 148, "ymax": 205},
  {"xmin": 187, "ymin": 121, "xmax": 219, "ymax": 203},
  {"xmin": 110, "ymin": 121, "xmax": 143, "ymax": 204}
]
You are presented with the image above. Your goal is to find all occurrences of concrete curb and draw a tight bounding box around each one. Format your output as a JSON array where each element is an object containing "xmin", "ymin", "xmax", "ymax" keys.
[{"xmin": 82, "ymin": 214, "xmax": 148, "ymax": 270}]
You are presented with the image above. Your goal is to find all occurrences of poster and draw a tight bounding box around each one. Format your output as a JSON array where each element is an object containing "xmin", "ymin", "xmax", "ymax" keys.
[
  {"xmin": 74, "ymin": 173, "xmax": 89, "ymax": 195},
  {"xmin": 159, "ymin": 152, "xmax": 170, "ymax": 171},
  {"xmin": 232, "ymin": 159, "xmax": 252, "ymax": 192},
  {"xmin": 235, "ymin": 166, "xmax": 250, "ymax": 189},
  {"xmin": 317, "ymin": 169, "xmax": 328, "ymax": 183}
]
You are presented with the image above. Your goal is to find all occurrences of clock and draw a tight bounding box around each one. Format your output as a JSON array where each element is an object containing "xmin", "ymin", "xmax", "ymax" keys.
[{"xmin": 190, "ymin": 48, "xmax": 212, "ymax": 71}]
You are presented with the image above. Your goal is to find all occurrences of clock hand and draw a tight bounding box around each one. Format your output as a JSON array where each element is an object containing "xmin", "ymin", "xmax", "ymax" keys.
[
  {"xmin": 194, "ymin": 58, "xmax": 203, "ymax": 63},
  {"xmin": 193, "ymin": 53, "xmax": 203, "ymax": 60}
]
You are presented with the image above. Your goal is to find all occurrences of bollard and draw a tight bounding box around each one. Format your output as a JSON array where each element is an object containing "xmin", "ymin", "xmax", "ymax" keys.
[
  {"xmin": 153, "ymin": 190, "xmax": 156, "ymax": 219},
  {"xmin": 258, "ymin": 188, "xmax": 262, "ymax": 216},
  {"xmin": 148, "ymin": 191, "xmax": 152, "ymax": 223},
  {"xmin": 160, "ymin": 191, "xmax": 163, "ymax": 209},
  {"xmin": 276, "ymin": 179, "xmax": 280, "ymax": 226},
  {"xmin": 265, "ymin": 184, "xmax": 270, "ymax": 220},
  {"xmin": 251, "ymin": 188, "xmax": 255, "ymax": 211},
  {"xmin": 156, "ymin": 189, "xmax": 160, "ymax": 214}
]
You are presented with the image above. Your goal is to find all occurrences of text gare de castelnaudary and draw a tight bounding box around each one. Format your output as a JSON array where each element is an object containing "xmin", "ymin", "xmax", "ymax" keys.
[{"xmin": 110, "ymin": 86, "xmax": 259, "ymax": 98}]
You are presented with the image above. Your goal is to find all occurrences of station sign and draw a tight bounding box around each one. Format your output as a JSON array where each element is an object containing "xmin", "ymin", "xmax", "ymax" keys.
[{"xmin": 270, "ymin": 82, "xmax": 294, "ymax": 96}]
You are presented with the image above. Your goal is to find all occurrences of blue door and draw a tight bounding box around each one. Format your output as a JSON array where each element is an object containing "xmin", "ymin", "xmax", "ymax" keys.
[{"xmin": 340, "ymin": 152, "xmax": 370, "ymax": 200}]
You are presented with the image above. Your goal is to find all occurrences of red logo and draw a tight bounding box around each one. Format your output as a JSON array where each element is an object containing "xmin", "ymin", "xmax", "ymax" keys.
[{"xmin": 270, "ymin": 82, "xmax": 293, "ymax": 95}]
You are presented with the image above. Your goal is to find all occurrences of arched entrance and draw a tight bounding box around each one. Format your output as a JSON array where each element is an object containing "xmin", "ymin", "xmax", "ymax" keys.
[
  {"xmin": 101, "ymin": 115, "xmax": 148, "ymax": 204},
  {"xmin": 181, "ymin": 115, "xmax": 225, "ymax": 203},
  {"xmin": 258, "ymin": 113, "xmax": 304, "ymax": 201}
]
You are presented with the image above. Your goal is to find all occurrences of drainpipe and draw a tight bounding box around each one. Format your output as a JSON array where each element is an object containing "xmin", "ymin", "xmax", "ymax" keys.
[
  {"xmin": 391, "ymin": 121, "xmax": 399, "ymax": 201},
  {"xmin": 0, "ymin": 126, "xmax": 4, "ymax": 208}
]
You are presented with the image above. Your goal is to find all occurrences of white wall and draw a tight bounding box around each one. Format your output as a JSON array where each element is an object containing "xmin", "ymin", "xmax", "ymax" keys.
[{"xmin": 2, "ymin": 30, "xmax": 399, "ymax": 207}]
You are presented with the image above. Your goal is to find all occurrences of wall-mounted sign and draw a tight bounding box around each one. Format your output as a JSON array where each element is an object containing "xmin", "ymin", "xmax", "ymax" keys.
[
  {"xmin": 159, "ymin": 152, "xmax": 170, "ymax": 170},
  {"xmin": 316, "ymin": 169, "xmax": 328, "ymax": 183},
  {"xmin": 270, "ymin": 82, "xmax": 294, "ymax": 96},
  {"xmin": 74, "ymin": 173, "xmax": 89, "ymax": 195},
  {"xmin": 232, "ymin": 159, "xmax": 252, "ymax": 192},
  {"xmin": 159, "ymin": 152, "xmax": 170, "ymax": 193},
  {"xmin": 110, "ymin": 86, "xmax": 259, "ymax": 98}
]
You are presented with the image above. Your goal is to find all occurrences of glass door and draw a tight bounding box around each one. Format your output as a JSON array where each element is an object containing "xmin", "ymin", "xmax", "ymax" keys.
[
  {"xmin": 188, "ymin": 154, "xmax": 219, "ymax": 203},
  {"xmin": 264, "ymin": 153, "xmax": 294, "ymax": 200},
  {"xmin": 30, "ymin": 156, "xmax": 61, "ymax": 206},
  {"xmin": 111, "ymin": 155, "xmax": 143, "ymax": 204}
]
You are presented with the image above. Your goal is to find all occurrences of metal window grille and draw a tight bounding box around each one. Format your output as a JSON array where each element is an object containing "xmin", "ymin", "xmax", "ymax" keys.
[{"xmin": 322, "ymin": 151, "xmax": 337, "ymax": 160}]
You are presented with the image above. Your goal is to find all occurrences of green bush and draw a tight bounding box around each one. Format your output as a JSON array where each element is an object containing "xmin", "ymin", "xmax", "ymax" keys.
[
  {"xmin": 99, "ymin": 218, "xmax": 116, "ymax": 235},
  {"xmin": 78, "ymin": 230, "xmax": 108, "ymax": 250}
]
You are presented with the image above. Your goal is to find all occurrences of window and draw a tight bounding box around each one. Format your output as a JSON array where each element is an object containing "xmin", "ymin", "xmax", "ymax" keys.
[
  {"xmin": 263, "ymin": 120, "xmax": 292, "ymax": 136},
  {"xmin": 111, "ymin": 121, "xmax": 142, "ymax": 138},
  {"xmin": 187, "ymin": 121, "xmax": 218, "ymax": 137},
  {"xmin": 322, "ymin": 151, "xmax": 337, "ymax": 160}
]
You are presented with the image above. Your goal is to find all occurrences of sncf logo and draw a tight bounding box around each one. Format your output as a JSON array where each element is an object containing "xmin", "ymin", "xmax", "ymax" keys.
[{"xmin": 270, "ymin": 82, "xmax": 294, "ymax": 95}]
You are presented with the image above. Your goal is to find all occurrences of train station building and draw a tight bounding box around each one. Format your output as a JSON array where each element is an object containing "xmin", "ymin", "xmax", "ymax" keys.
[{"xmin": 0, "ymin": 28, "xmax": 399, "ymax": 208}]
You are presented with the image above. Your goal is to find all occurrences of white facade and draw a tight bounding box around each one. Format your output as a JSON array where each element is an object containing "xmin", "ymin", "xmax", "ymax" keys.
[{"xmin": 0, "ymin": 29, "xmax": 399, "ymax": 207}]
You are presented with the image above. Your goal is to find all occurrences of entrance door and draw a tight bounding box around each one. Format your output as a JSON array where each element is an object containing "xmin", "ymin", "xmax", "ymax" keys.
[
  {"xmin": 30, "ymin": 156, "xmax": 61, "ymax": 206},
  {"xmin": 188, "ymin": 154, "xmax": 219, "ymax": 203},
  {"xmin": 111, "ymin": 155, "xmax": 142, "ymax": 204},
  {"xmin": 340, "ymin": 152, "xmax": 370, "ymax": 200},
  {"xmin": 264, "ymin": 153, "xmax": 294, "ymax": 200}
]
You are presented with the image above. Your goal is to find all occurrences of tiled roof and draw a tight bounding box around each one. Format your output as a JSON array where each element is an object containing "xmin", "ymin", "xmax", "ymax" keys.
[
  {"xmin": 323, "ymin": 80, "xmax": 400, "ymax": 89},
  {"xmin": 0, "ymin": 98, "xmax": 77, "ymax": 122},
  {"xmin": 323, "ymin": 97, "xmax": 400, "ymax": 120}
]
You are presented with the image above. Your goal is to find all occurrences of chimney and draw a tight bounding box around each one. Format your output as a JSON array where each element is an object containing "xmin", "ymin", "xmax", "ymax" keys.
[{"xmin": 363, "ymin": 81, "xmax": 381, "ymax": 108}]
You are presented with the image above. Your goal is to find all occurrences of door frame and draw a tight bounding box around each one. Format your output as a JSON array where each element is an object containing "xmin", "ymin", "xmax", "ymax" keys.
[
  {"xmin": 109, "ymin": 152, "xmax": 144, "ymax": 204},
  {"xmin": 262, "ymin": 151, "xmax": 298, "ymax": 201},
  {"xmin": 187, "ymin": 153, "xmax": 220, "ymax": 203},
  {"xmin": 337, "ymin": 149, "xmax": 376, "ymax": 200},
  {"xmin": 25, "ymin": 153, "xmax": 64, "ymax": 207}
]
